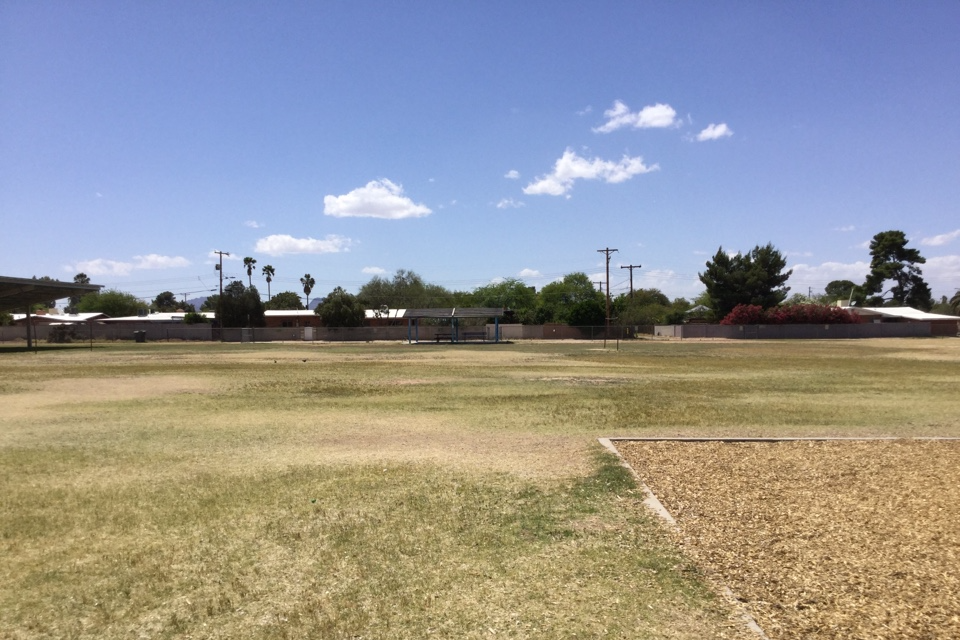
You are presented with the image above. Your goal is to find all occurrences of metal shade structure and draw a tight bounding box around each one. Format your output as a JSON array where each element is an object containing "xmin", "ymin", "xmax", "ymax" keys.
[
  {"xmin": 1, "ymin": 275, "xmax": 102, "ymax": 349},
  {"xmin": 405, "ymin": 307, "xmax": 505, "ymax": 343},
  {"xmin": 0, "ymin": 276, "xmax": 102, "ymax": 314}
]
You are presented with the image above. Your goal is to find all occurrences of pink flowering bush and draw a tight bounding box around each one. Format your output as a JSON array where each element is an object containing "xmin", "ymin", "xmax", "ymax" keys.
[
  {"xmin": 719, "ymin": 304, "xmax": 766, "ymax": 325},
  {"xmin": 720, "ymin": 303, "xmax": 862, "ymax": 325}
]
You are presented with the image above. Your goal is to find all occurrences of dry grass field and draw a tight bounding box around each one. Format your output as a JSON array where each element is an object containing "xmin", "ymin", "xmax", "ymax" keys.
[{"xmin": 2, "ymin": 338, "xmax": 959, "ymax": 639}]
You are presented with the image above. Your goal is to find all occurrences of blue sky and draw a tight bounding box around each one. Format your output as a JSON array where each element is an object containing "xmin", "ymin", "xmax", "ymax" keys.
[{"xmin": 3, "ymin": 1, "xmax": 959, "ymax": 306}]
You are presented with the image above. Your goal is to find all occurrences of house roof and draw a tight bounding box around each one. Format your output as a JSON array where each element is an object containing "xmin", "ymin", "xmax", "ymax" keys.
[
  {"xmin": 853, "ymin": 307, "xmax": 960, "ymax": 321},
  {"xmin": 101, "ymin": 312, "xmax": 215, "ymax": 323},
  {"xmin": 0, "ymin": 275, "xmax": 102, "ymax": 314},
  {"xmin": 264, "ymin": 310, "xmax": 315, "ymax": 317},
  {"xmin": 11, "ymin": 312, "xmax": 106, "ymax": 324},
  {"xmin": 685, "ymin": 304, "xmax": 710, "ymax": 314}
]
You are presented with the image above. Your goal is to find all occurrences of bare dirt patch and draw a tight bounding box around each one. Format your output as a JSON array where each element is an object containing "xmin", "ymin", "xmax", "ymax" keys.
[{"xmin": 616, "ymin": 439, "xmax": 960, "ymax": 640}]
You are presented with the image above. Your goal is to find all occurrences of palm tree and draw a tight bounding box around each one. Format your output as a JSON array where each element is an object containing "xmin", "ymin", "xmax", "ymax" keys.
[
  {"xmin": 261, "ymin": 265, "xmax": 275, "ymax": 301},
  {"xmin": 301, "ymin": 273, "xmax": 316, "ymax": 309},
  {"xmin": 950, "ymin": 289, "xmax": 960, "ymax": 314},
  {"xmin": 243, "ymin": 257, "xmax": 257, "ymax": 287}
]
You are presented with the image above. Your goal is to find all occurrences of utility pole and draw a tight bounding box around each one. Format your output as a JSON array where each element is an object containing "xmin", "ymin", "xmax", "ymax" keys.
[
  {"xmin": 620, "ymin": 264, "xmax": 642, "ymax": 298},
  {"xmin": 597, "ymin": 247, "xmax": 618, "ymax": 337},
  {"xmin": 214, "ymin": 250, "xmax": 229, "ymax": 340},
  {"xmin": 593, "ymin": 280, "xmax": 604, "ymax": 291}
]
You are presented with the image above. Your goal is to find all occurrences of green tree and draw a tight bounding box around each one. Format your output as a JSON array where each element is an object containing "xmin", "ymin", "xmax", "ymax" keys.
[
  {"xmin": 77, "ymin": 289, "xmax": 148, "ymax": 317},
  {"xmin": 219, "ymin": 281, "xmax": 266, "ymax": 328},
  {"xmin": 182, "ymin": 311, "xmax": 210, "ymax": 324},
  {"xmin": 471, "ymin": 278, "xmax": 537, "ymax": 323},
  {"xmin": 152, "ymin": 291, "xmax": 180, "ymax": 312},
  {"xmin": 358, "ymin": 269, "xmax": 453, "ymax": 310},
  {"xmin": 567, "ymin": 296, "xmax": 606, "ymax": 326},
  {"xmin": 64, "ymin": 273, "xmax": 90, "ymax": 313},
  {"xmin": 824, "ymin": 279, "xmax": 859, "ymax": 305},
  {"xmin": 613, "ymin": 288, "xmax": 673, "ymax": 325},
  {"xmin": 535, "ymin": 273, "xmax": 605, "ymax": 325},
  {"xmin": 261, "ymin": 265, "xmax": 275, "ymax": 300},
  {"xmin": 950, "ymin": 290, "xmax": 960, "ymax": 314},
  {"xmin": 665, "ymin": 298, "xmax": 694, "ymax": 324},
  {"xmin": 301, "ymin": 274, "xmax": 316, "ymax": 309},
  {"xmin": 243, "ymin": 257, "xmax": 257, "ymax": 287},
  {"xmin": 30, "ymin": 275, "xmax": 57, "ymax": 310},
  {"xmin": 315, "ymin": 287, "xmax": 365, "ymax": 327},
  {"xmin": 862, "ymin": 230, "xmax": 933, "ymax": 310},
  {"xmin": 698, "ymin": 244, "xmax": 792, "ymax": 318},
  {"xmin": 265, "ymin": 291, "xmax": 305, "ymax": 310}
]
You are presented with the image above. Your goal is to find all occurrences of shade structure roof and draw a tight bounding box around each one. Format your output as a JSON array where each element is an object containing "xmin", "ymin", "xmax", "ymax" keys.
[
  {"xmin": 0, "ymin": 275, "xmax": 102, "ymax": 314},
  {"xmin": 403, "ymin": 307, "xmax": 504, "ymax": 319}
]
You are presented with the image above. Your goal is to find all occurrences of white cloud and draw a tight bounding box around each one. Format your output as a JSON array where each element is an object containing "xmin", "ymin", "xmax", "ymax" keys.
[
  {"xmin": 920, "ymin": 229, "xmax": 960, "ymax": 246},
  {"xmin": 72, "ymin": 259, "xmax": 135, "ymax": 276},
  {"xmin": 632, "ymin": 268, "xmax": 699, "ymax": 298},
  {"xmin": 504, "ymin": 169, "xmax": 520, "ymax": 179},
  {"xmin": 362, "ymin": 266, "xmax": 387, "ymax": 275},
  {"xmin": 496, "ymin": 198, "xmax": 525, "ymax": 209},
  {"xmin": 834, "ymin": 225, "xmax": 856, "ymax": 232},
  {"xmin": 593, "ymin": 100, "xmax": 678, "ymax": 133},
  {"xmin": 787, "ymin": 261, "xmax": 870, "ymax": 289},
  {"xmin": 518, "ymin": 268, "xmax": 542, "ymax": 278},
  {"xmin": 244, "ymin": 220, "xmax": 263, "ymax": 229},
  {"xmin": 696, "ymin": 123, "xmax": 733, "ymax": 141},
  {"xmin": 925, "ymin": 255, "xmax": 960, "ymax": 295},
  {"xmin": 785, "ymin": 255, "xmax": 960, "ymax": 299},
  {"xmin": 523, "ymin": 149, "xmax": 658, "ymax": 196},
  {"xmin": 134, "ymin": 254, "xmax": 190, "ymax": 270},
  {"xmin": 72, "ymin": 254, "xmax": 190, "ymax": 276},
  {"xmin": 323, "ymin": 179, "xmax": 431, "ymax": 219},
  {"xmin": 254, "ymin": 234, "xmax": 353, "ymax": 256}
]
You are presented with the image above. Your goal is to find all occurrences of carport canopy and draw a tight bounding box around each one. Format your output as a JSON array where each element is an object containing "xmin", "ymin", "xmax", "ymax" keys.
[{"xmin": 0, "ymin": 275, "xmax": 102, "ymax": 314}]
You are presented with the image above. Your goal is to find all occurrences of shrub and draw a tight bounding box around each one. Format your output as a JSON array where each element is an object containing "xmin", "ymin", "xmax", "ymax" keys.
[
  {"xmin": 183, "ymin": 311, "xmax": 210, "ymax": 324},
  {"xmin": 47, "ymin": 324, "xmax": 84, "ymax": 343},
  {"xmin": 719, "ymin": 304, "xmax": 766, "ymax": 325},
  {"xmin": 720, "ymin": 303, "xmax": 861, "ymax": 325}
]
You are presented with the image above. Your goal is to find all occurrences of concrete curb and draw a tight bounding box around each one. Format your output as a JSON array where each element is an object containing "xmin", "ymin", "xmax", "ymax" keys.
[{"xmin": 604, "ymin": 436, "xmax": 960, "ymax": 442}]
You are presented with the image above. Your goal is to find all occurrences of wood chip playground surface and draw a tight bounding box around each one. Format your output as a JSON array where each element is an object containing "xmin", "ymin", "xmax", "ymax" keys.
[{"xmin": 614, "ymin": 439, "xmax": 960, "ymax": 640}]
